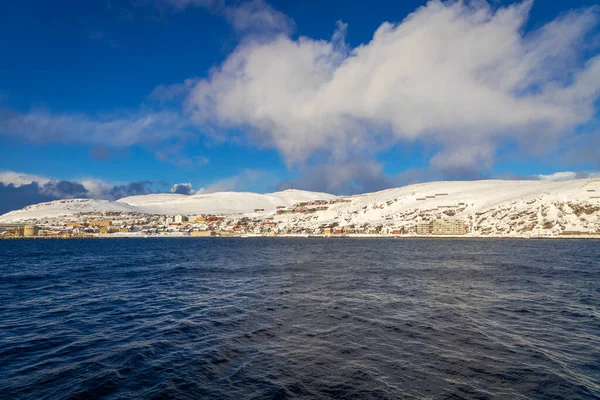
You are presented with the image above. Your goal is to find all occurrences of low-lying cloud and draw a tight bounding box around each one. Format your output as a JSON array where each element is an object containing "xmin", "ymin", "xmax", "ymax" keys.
[
  {"xmin": 0, "ymin": 171, "xmax": 159, "ymax": 214},
  {"xmin": 170, "ymin": 182, "xmax": 194, "ymax": 194}
]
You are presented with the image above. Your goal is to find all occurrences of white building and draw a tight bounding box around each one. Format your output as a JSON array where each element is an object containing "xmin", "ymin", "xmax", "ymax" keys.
[{"xmin": 174, "ymin": 215, "xmax": 188, "ymax": 224}]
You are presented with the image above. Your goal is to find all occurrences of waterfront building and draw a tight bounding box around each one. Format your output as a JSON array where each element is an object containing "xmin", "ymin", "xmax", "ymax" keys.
[
  {"xmin": 432, "ymin": 219, "xmax": 466, "ymax": 235},
  {"xmin": 191, "ymin": 230, "xmax": 214, "ymax": 237},
  {"xmin": 416, "ymin": 222, "xmax": 433, "ymax": 235},
  {"xmin": 24, "ymin": 225, "xmax": 39, "ymax": 237}
]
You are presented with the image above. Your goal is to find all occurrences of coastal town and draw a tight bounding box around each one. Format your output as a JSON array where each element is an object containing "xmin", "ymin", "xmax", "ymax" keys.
[
  {"xmin": 0, "ymin": 199, "xmax": 469, "ymax": 239},
  {"xmin": 1, "ymin": 179, "xmax": 599, "ymax": 239}
]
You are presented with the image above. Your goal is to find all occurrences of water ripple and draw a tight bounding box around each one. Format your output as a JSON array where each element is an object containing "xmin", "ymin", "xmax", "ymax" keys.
[{"xmin": 0, "ymin": 238, "xmax": 599, "ymax": 399}]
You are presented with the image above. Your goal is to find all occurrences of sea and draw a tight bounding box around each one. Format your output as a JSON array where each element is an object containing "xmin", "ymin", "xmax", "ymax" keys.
[{"xmin": 0, "ymin": 238, "xmax": 599, "ymax": 399}]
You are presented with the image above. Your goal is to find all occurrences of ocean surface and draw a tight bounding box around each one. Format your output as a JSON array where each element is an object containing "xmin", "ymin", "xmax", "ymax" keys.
[{"xmin": 0, "ymin": 238, "xmax": 599, "ymax": 399}]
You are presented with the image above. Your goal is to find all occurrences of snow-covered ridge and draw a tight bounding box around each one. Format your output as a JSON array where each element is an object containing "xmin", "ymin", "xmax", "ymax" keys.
[
  {"xmin": 116, "ymin": 189, "xmax": 337, "ymax": 215},
  {"xmin": 270, "ymin": 179, "xmax": 600, "ymax": 235},
  {"xmin": 1, "ymin": 180, "xmax": 599, "ymax": 236},
  {"xmin": 0, "ymin": 189, "xmax": 337, "ymax": 221},
  {"xmin": 0, "ymin": 198, "xmax": 138, "ymax": 222}
]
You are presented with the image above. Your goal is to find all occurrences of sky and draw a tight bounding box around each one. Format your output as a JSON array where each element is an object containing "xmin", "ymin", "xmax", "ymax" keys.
[{"xmin": 1, "ymin": 0, "xmax": 600, "ymax": 213}]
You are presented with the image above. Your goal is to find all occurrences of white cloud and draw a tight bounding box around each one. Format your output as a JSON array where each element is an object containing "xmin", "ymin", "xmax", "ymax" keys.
[
  {"xmin": 0, "ymin": 108, "xmax": 191, "ymax": 147},
  {"xmin": 536, "ymin": 171, "xmax": 600, "ymax": 181},
  {"xmin": 0, "ymin": 171, "xmax": 51, "ymax": 187},
  {"xmin": 185, "ymin": 0, "xmax": 600, "ymax": 174},
  {"xmin": 537, "ymin": 171, "xmax": 578, "ymax": 181}
]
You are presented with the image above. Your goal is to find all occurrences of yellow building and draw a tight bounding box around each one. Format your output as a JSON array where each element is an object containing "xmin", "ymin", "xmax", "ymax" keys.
[
  {"xmin": 416, "ymin": 222, "xmax": 432, "ymax": 235},
  {"xmin": 323, "ymin": 228, "xmax": 331, "ymax": 235},
  {"xmin": 24, "ymin": 225, "xmax": 39, "ymax": 237},
  {"xmin": 432, "ymin": 219, "xmax": 466, "ymax": 235},
  {"xmin": 218, "ymin": 231, "xmax": 239, "ymax": 237},
  {"xmin": 195, "ymin": 217, "xmax": 206, "ymax": 222},
  {"xmin": 89, "ymin": 221, "xmax": 112, "ymax": 227}
]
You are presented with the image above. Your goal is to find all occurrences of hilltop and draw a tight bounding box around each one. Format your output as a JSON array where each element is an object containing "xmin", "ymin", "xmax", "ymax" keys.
[{"xmin": 0, "ymin": 189, "xmax": 337, "ymax": 222}]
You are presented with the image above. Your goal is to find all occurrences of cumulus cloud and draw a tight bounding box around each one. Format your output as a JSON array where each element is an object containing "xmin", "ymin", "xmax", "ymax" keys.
[
  {"xmin": 184, "ymin": 0, "xmax": 600, "ymax": 176},
  {"xmin": 3, "ymin": 1, "xmax": 600, "ymax": 196},
  {"xmin": 170, "ymin": 182, "xmax": 194, "ymax": 194}
]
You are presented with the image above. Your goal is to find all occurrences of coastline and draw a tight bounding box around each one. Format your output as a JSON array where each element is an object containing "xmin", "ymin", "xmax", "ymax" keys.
[{"xmin": 3, "ymin": 233, "xmax": 600, "ymax": 240}]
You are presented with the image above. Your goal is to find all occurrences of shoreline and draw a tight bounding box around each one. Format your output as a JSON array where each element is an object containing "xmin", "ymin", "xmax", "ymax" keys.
[{"xmin": 2, "ymin": 233, "xmax": 600, "ymax": 240}]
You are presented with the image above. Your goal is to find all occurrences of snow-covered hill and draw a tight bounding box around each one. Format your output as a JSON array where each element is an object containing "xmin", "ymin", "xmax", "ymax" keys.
[
  {"xmin": 2, "ymin": 180, "xmax": 600, "ymax": 236},
  {"xmin": 0, "ymin": 198, "xmax": 139, "ymax": 222},
  {"xmin": 117, "ymin": 189, "xmax": 337, "ymax": 215},
  {"xmin": 271, "ymin": 179, "xmax": 600, "ymax": 235},
  {"xmin": 0, "ymin": 189, "xmax": 337, "ymax": 222}
]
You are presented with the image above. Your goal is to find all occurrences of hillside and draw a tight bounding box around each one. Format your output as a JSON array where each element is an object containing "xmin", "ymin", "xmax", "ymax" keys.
[
  {"xmin": 2, "ymin": 180, "xmax": 599, "ymax": 236},
  {"xmin": 0, "ymin": 189, "xmax": 337, "ymax": 222},
  {"xmin": 271, "ymin": 179, "xmax": 600, "ymax": 236},
  {"xmin": 117, "ymin": 189, "xmax": 337, "ymax": 215},
  {"xmin": 0, "ymin": 199, "xmax": 139, "ymax": 222}
]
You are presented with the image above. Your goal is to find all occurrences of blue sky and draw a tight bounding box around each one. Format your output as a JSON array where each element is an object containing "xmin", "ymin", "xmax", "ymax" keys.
[{"xmin": 1, "ymin": 0, "xmax": 599, "ymax": 212}]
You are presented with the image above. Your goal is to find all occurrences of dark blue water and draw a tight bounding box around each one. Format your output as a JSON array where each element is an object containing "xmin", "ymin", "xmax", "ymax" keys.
[{"xmin": 0, "ymin": 238, "xmax": 599, "ymax": 399}]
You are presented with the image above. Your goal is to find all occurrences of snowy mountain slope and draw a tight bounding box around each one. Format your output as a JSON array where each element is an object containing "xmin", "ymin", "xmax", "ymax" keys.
[
  {"xmin": 0, "ymin": 199, "xmax": 139, "ymax": 222},
  {"xmin": 2, "ymin": 180, "xmax": 599, "ymax": 236},
  {"xmin": 117, "ymin": 189, "xmax": 337, "ymax": 214},
  {"xmin": 271, "ymin": 179, "xmax": 600, "ymax": 235},
  {"xmin": 0, "ymin": 189, "xmax": 337, "ymax": 221}
]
